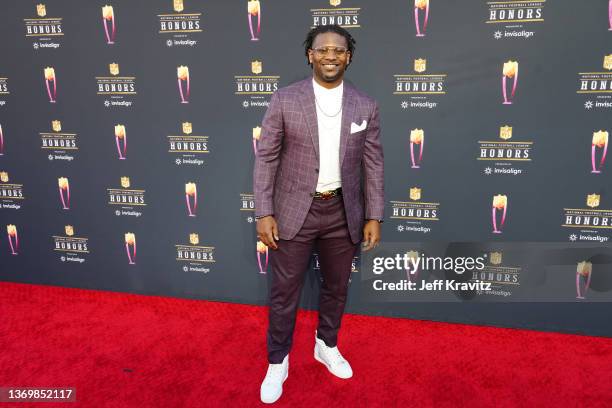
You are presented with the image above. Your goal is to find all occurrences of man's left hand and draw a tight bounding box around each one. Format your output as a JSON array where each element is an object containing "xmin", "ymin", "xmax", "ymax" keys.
[{"xmin": 362, "ymin": 220, "xmax": 381, "ymax": 251}]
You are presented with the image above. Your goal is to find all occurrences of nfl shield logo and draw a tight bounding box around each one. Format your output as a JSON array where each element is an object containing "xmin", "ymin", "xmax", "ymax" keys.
[
  {"xmin": 251, "ymin": 60, "xmax": 262, "ymax": 75},
  {"xmin": 490, "ymin": 252, "xmax": 502, "ymax": 265},
  {"xmin": 109, "ymin": 63, "xmax": 119, "ymax": 76},
  {"xmin": 52, "ymin": 120, "xmax": 62, "ymax": 132},
  {"xmin": 65, "ymin": 225, "xmax": 74, "ymax": 236},
  {"xmin": 330, "ymin": 0, "xmax": 341, "ymax": 6},
  {"xmin": 410, "ymin": 187, "xmax": 421, "ymax": 201},
  {"xmin": 587, "ymin": 194, "xmax": 600, "ymax": 208},
  {"xmin": 36, "ymin": 4, "xmax": 46, "ymax": 17},
  {"xmin": 414, "ymin": 58, "xmax": 426, "ymax": 73},
  {"xmin": 182, "ymin": 122, "xmax": 192, "ymax": 135},
  {"xmin": 406, "ymin": 250, "xmax": 419, "ymax": 261},
  {"xmin": 499, "ymin": 126, "xmax": 512, "ymax": 140},
  {"xmin": 604, "ymin": 55, "xmax": 612, "ymax": 71},
  {"xmin": 174, "ymin": 0, "xmax": 184, "ymax": 13},
  {"xmin": 0, "ymin": 172, "xmax": 8, "ymax": 183},
  {"xmin": 121, "ymin": 177, "xmax": 130, "ymax": 188},
  {"xmin": 190, "ymin": 233, "xmax": 199, "ymax": 245}
]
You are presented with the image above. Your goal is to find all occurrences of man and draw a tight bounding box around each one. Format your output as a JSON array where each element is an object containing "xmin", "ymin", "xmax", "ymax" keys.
[{"xmin": 254, "ymin": 24, "xmax": 384, "ymax": 404}]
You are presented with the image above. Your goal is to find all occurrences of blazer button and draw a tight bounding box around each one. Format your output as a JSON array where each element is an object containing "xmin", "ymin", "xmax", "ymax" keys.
[{"xmin": 315, "ymin": 168, "xmax": 319, "ymax": 173}]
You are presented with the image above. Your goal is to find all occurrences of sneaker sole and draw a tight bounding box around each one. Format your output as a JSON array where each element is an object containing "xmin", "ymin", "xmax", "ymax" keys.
[
  {"xmin": 314, "ymin": 348, "xmax": 353, "ymax": 379},
  {"xmin": 261, "ymin": 371, "xmax": 288, "ymax": 404}
]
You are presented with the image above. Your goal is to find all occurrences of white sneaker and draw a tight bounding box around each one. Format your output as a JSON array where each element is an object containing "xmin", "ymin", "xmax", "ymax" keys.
[
  {"xmin": 314, "ymin": 331, "xmax": 353, "ymax": 379},
  {"xmin": 260, "ymin": 354, "xmax": 289, "ymax": 404}
]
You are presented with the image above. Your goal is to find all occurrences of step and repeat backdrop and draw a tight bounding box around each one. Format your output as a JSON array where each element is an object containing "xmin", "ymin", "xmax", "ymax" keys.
[{"xmin": 1, "ymin": 1, "xmax": 612, "ymax": 336}]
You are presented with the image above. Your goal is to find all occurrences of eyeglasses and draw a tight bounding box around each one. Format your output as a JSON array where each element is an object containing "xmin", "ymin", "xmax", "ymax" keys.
[{"xmin": 311, "ymin": 46, "xmax": 349, "ymax": 57}]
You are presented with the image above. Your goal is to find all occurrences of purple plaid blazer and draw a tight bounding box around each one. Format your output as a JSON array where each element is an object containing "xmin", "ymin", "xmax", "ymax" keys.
[{"xmin": 253, "ymin": 78, "xmax": 384, "ymax": 244}]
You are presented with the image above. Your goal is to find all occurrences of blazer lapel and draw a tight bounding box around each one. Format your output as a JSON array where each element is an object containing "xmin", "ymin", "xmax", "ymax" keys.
[
  {"xmin": 339, "ymin": 82, "xmax": 356, "ymax": 168},
  {"xmin": 298, "ymin": 79, "xmax": 320, "ymax": 160}
]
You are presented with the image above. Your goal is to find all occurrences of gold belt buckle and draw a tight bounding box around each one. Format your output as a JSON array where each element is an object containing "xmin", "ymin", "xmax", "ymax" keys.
[{"xmin": 320, "ymin": 190, "xmax": 333, "ymax": 200}]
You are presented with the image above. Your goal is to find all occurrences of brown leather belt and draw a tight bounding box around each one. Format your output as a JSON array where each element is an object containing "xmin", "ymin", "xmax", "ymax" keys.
[{"xmin": 312, "ymin": 187, "xmax": 342, "ymax": 200}]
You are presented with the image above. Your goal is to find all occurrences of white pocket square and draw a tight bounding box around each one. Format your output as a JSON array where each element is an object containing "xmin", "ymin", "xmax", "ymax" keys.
[{"xmin": 350, "ymin": 120, "xmax": 367, "ymax": 134}]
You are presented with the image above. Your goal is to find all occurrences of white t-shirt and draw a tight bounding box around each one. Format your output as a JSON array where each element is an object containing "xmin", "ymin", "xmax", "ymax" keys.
[{"xmin": 312, "ymin": 78, "xmax": 343, "ymax": 192}]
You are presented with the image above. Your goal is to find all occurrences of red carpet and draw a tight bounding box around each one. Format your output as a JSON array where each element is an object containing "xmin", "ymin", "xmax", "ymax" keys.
[{"xmin": 1, "ymin": 282, "xmax": 611, "ymax": 407}]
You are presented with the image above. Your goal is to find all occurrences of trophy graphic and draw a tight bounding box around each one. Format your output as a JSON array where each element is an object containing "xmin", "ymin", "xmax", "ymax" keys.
[
  {"xmin": 252, "ymin": 126, "xmax": 261, "ymax": 155},
  {"xmin": 115, "ymin": 124, "xmax": 127, "ymax": 159},
  {"xmin": 0, "ymin": 124, "xmax": 4, "ymax": 156},
  {"xmin": 502, "ymin": 61, "xmax": 518, "ymax": 105},
  {"xmin": 414, "ymin": 0, "xmax": 429, "ymax": 37},
  {"xmin": 177, "ymin": 66, "xmax": 190, "ymax": 103},
  {"xmin": 7, "ymin": 224, "xmax": 18, "ymax": 255},
  {"xmin": 256, "ymin": 240, "xmax": 268, "ymax": 274},
  {"xmin": 492, "ymin": 194, "xmax": 508, "ymax": 234},
  {"xmin": 576, "ymin": 261, "xmax": 592, "ymax": 299},
  {"xmin": 409, "ymin": 129, "xmax": 424, "ymax": 168},
  {"xmin": 185, "ymin": 182, "xmax": 197, "ymax": 217},
  {"xmin": 248, "ymin": 0, "xmax": 261, "ymax": 41},
  {"xmin": 125, "ymin": 232, "xmax": 136, "ymax": 264},
  {"xmin": 405, "ymin": 250, "xmax": 420, "ymax": 282},
  {"xmin": 591, "ymin": 130, "xmax": 608, "ymax": 173},
  {"xmin": 44, "ymin": 67, "xmax": 57, "ymax": 103},
  {"xmin": 102, "ymin": 5, "xmax": 116, "ymax": 44},
  {"xmin": 58, "ymin": 177, "xmax": 70, "ymax": 210}
]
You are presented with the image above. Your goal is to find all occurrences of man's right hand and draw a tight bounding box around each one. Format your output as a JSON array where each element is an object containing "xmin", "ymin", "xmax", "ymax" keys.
[{"xmin": 256, "ymin": 216, "xmax": 279, "ymax": 250}]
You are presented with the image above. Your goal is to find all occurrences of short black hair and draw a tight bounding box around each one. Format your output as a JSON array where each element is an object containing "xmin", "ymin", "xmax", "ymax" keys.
[{"xmin": 303, "ymin": 24, "xmax": 356, "ymax": 68}]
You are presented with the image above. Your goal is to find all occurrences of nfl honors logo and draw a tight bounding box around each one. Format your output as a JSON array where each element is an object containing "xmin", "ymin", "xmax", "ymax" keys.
[
  {"xmin": 107, "ymin": 176, "xmax": 146, "ymax": 210},
  {"xmin": 394, "ymin": 58, "xmax": 447, "ymax": 102},
  {"xmin": 414, "ymin": 58, "xmax": 426, "ymax": 73},
  {"xmin": 251, "ymin": 60, "xmax": 262, "ymax": 75},
  {"xmin": 168, "ymin": 121, "xmax": 210, "ymax": 160},
  {"xmin": 562, "ymin": 193, "xmax": 612, "ymax": 233},
  {"xmin": 159, "ymin": 0, "xmax": 202, "ymax": 39},
  {"xmin": 52, "ymin": 120, "xmax": 61, "ymax": 132},
  {"xmin": 121, "ymin": 176, "xmax": 130, "ymax": 188},
  {"xmin": 36, "ymin": 4, "xmax": 46, "ymax": 17},
  {"xmin": 490, "ymin": 252, "xmax": 502, "ymax": 265},
  {"xmin": 390, "ymin": 186, "xmax": 440, "ymax": 223},
  {"xmin": 311, "ymin": 0, "xmax": 359, "ymax": 28},
  {"xmin": 234, "ymin": 60, "xmax": 280, "ymax": 98},
  {"xmin": 577, "ymin": 55, "xmax": 612, "ymax": 98},
  {"xmin": 477, "ymin": 125, "xmax": 532, "ymax": 167},
  {"xmin": 0, "ymin": 171, "xmax": 25, "ymax": 206},
  {"xmin": 96, "ymin": 63, "xmax": 136, "ymax": 98},
  {"xmin": 173, "ymin": 0, "xmax": 184, "ymax": 13},
  {"xmin": 587, "ymin": 194, "xmax": 600, "ymax": 208},
  {"xmin": 175, "ymin": 232, "xmax": 216, "ymax": 268},
  {"xmin": 499, "ymin": 126, "xmax": 512, "ymax": 140},
  {"xmin": 53, "ymin": 224, "xmax": 89, "ymax": 255},
  {"xmin": 25, "ymin": 3, "xmax": 63, "ymax": 42}
]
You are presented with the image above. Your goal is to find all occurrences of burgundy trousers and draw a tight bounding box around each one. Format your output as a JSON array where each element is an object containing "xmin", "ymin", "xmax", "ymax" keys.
[{"xmin": 267, "ymin": 194, "xmax": 359, "ymax": 364}]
